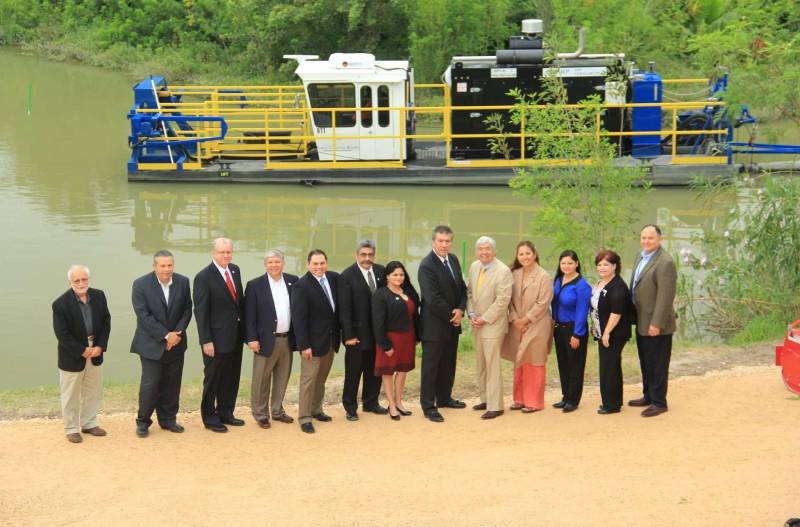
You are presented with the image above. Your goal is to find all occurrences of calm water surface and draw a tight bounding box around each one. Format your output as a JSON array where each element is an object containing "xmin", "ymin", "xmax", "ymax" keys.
[{"xmin": 0, "ymin": 49, "xmax": 744, "ymax": 388}]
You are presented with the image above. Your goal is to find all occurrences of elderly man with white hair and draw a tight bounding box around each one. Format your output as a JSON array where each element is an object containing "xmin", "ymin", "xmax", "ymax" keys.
[
  {"xmin": 52, "ymin": 265, "xmax": 111, "ymax": 443},
  {"xmin": 467, "ymin": 236, "xmax": 513, "ymax": 420}
]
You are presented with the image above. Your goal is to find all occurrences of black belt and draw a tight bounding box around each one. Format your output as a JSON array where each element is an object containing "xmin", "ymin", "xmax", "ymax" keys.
[
  {"xmin": 553, "ymin": 321, "xmax": 574, "ymax": 329},
  {"xmin": 274, "ymin": 332, "xmax": 289, "ymax": 338}
]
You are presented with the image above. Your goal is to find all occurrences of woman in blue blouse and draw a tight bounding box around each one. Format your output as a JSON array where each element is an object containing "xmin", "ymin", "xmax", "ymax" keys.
[{"xmin": 551, "ymin": 250, "xmax": 592, "ymax": 412}]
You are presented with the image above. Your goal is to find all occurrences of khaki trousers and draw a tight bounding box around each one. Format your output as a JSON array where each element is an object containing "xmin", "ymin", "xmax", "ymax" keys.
[
  {"xmin": 297, "ymin": 350, "xmax": 334, "ymax": 424},
  {"xmin": 250, "ymin": 336, "xmax": 293, "ymax": 420},
  {"xmin": 475, "ymin": 336, "xmax": 504, "ymax": 411},
  {"xmin": 59, "ymin": 358, "xmax": 103, "ymax": 434}
]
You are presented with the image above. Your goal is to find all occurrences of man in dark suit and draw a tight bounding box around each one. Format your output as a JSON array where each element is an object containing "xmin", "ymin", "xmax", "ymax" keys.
[
  {"xmin": 52, "ymin": 265, "xmax": 111, "ymax": 443},
  {"xmin": 418, "ymin": 225, "xmax": 468, "ymax": 422},
  {"xmin": 628, "ymin": 224, "xmax": 677, "ymax": 418},
  {"xmin": 244, "ymin": 249, "xmax": 298, "ymax": 429},
  {"xmin": 291, "ymin": 249, "xmax": 340, "ymax": 434},
  {"xmin": 130, "ymin": 250, "xmax": 192, "ymax": 438},
  {"xmin": 193, "ymin": 237, "xmax": 246, "ymax": 432},
  {"xmin": 338, "ymin": 239, "xmax": 387, "ymax": 421}
]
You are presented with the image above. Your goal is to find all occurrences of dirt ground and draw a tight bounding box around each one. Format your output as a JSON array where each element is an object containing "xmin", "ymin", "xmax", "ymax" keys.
[{"xmin": 2, "ymin": 363, "xmax": 798, "ymax": 526}]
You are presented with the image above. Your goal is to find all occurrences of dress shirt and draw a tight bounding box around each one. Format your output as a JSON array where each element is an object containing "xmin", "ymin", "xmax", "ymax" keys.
[
  {"xmin": 316, "ymin": 275, "xmax": 335, "ymax": 311},
  {"xmin": 158, "ymin": 278, "xmax": 172, "ymax": 304},
  {"xmin": 212, "ymin": 260, "xmax": 232, "ymax": 281},
  {"xmin": 552, "ymin": 275, "xmax": 592, "ymax": 338},
  {"xmin": 74, "ymin": 291, "xmax": 94, "ymax": 339},
  {"xmin": 358, "ymin": 265, "xmax": 376, "ymax": 290},
  {"xmin": 269, "ymin": 274, "xmax": 291, "ymax": 333},
  {"xmin": 632, "ymin": 249, "xmax": 656, "ymax": 290},
  {"xmin": 438, "ymin": 254, "xmax": 455, "ymax": 279}
]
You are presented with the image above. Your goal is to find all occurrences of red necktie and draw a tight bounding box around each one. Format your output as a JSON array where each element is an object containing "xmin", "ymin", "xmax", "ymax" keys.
[{"xmin": 224, "ymin": 269, "xmax": 237, "ymax": 301}]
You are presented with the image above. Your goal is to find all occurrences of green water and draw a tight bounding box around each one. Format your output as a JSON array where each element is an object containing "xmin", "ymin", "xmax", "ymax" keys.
[{"xmin": 0, "ymin": 48, "xmax": 784, "ymax": 389}]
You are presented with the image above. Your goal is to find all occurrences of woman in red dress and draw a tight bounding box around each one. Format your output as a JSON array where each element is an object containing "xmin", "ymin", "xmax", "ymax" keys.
[{"xmin": 371, "ymin": 261, "xmax": 420, "ymax": 420}]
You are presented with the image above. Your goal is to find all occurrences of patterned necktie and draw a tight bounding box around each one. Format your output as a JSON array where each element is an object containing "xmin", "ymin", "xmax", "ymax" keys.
[
  {"xmin": 320, "ymin": 276, "xmax": 335, "ymax": 311},
  {"xmin": 367, "ymin": 270, "xmax": 376, "ymax": 293},
  {"xmin": 477, "ymin": 267, "xmax": 485, "ymax": 294},
  {"xmin": 444, "ymin": 257, "xmax": 455, "ymax": 279},
  {"xmin": 224, "ymin": 269, "xmax": 237, "ymax": 302}
]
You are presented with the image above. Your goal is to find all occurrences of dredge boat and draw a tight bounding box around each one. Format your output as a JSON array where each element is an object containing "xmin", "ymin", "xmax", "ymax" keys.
[{"xmin": 126, "ymin": 19, "xmax": 798, "ymax": 185}]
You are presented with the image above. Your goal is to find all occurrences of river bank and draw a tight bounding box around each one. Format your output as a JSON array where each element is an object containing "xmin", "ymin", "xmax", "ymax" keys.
[
  {"xmin": 1, "ymin": 361, "xmax": 797, "ymax": 526},
  {"xmin": 0, "ymin": 340, "xmax": 775, "ymax": 421}
]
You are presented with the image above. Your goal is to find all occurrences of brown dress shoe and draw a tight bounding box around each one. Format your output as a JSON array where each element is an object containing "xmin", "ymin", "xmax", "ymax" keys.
[
  {"xmin": 628, "ymin": 397, "xmax": 651, "ymax": 407},
  {"xmin": 480, "ymin": 410, "xmax": 504, "ymax": 420},
  {"xmin": 641, "ymin": 405, "xmax": 668, "ymax": 417},
  {"xmin": 472, "ymin": 402, "xmax": 487, "ymax": 411},
  {"xmin": 66, "ymin": 433, "xmax": 82, "ymax": 443},
  {"xmin": 272, "ymin": 413, "xmax": 294, "ymax": 424},
  {"xmin": 256, "ymin": 418, "xmax": 271, "ymax": 429},
  {"xmin": 81, "ymin": 427, "xmax": 107, "ymax": 437}
]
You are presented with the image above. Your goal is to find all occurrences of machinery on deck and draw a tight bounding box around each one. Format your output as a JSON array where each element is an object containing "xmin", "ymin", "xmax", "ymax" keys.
[{"xmin": 126, "ymin": 19, "xmax": 798, "ymax": 182}]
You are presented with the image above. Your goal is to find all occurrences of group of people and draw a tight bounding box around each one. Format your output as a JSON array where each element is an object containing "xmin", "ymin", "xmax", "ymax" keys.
[{"xmin": 51, "ymin": 223, "xmax": 677, "ymax": 443}]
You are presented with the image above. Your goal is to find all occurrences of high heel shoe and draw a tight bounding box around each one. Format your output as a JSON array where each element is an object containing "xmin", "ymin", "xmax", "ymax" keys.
[
  {"xmin": 389, "ymin": 411, "xmax": 401, "ymax": 421},
  {"xmin": 396, "ymin": 407, "xmax": 412, "ymax": 416}
]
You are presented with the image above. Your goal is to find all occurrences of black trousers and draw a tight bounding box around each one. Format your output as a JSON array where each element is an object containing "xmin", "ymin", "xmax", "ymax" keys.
[
  {"xmin": 136, "ymin": 353, "xmax": 185, "ymax": 427},
  {"xmin": 420, "ymin": 333, "xmax": 459, "ymax": 412},
  {"xmin": 342, "ymin": 346, "xmax": 381, "ymax": 412},
  {"xmin": 598, "ymin": 338, "xmax": 626, "ymax": 410},
  {"xmin": 636, "ymin": 333, "xmax": 672, "ymax": 408},
  {"xmin": 553, "ymin": 323, "xmax": 588, "ymax": 406},
  {"xmin": 201, "ymin": 345, "xmax": 243, "ymax": 424}
]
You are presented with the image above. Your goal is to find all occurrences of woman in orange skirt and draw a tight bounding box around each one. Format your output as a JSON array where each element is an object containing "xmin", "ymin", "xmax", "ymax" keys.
[{"xmin": 501, "ymin": 241, "xmax": 554, "ymax": 412}]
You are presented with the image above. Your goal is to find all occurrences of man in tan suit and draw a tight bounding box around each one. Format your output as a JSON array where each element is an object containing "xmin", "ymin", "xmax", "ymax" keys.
[
  {"xmin": 467, "ymin": 236, "xmax": 513, "ymax": 419},
  {"xmin": 628, "ymin": 224, "xmax": 677, "ymax": 417}
]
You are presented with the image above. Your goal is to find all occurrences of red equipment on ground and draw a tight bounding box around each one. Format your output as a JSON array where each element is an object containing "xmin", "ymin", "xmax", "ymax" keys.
[{"xmin": 775, "ymin": 319, "xmax": 800, "ymax": 394}]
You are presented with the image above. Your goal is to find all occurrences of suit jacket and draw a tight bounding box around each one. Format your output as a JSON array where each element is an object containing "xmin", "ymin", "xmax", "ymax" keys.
[
  {"xmin": 338, "ymin": 262, "xmax": 385, "ymax": 350},
  {"xmin": 291, "ymin": 271, "xmax": 341, "ymax": 356},
  {"xmin": 594, "ymin": 274, "xmax": 633, "ymax": 342},
  {"xmin": 467, "ymin": 259, "xmax": 513, "ymax": 340},
  {"xmin": 418, "ymin": 250, "xmax": 467, "ymax": 341},
  {"xmin": 630, "ymin": 246, "xmax": 677, "ymax": 335},
  {"xmin": 372, "ymin": 285, "xmax": 420, "ymax": 351},
  {"xmin": 244, "ymin": 272, "xmax": 298, "ymax": 356},
  {"xmin": 130, "ymin": 272, "xmax": 192, "ymax": 362},
  {"xmin": 501, "ymin": 264, "xmax": 553, "ymax": 365},
  {"xmin": 52, "ymin": 288, "xmax": 111, "ymax": 372},
  {"xmin": 193, "ymin": 262, "xmax": 245, "ymax": 354}
]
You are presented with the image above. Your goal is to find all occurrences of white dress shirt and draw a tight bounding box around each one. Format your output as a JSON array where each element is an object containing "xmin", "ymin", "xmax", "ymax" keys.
[
  {"xmin": 269, "ymin": 274, "xmax": 291, "ymax": 333},
  {"xmin": 158, "ymin": 278, "xmax": 172, "ymax": 304}
]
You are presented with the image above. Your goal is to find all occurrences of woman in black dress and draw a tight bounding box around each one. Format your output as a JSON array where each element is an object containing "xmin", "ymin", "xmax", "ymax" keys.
[
  {"xmin": 372, "ymin": 261, "xmax": 420, "ymax": 420},
  {"xmin": 589, "ymin": 250, "xmax": 633, "ymax": 414}
]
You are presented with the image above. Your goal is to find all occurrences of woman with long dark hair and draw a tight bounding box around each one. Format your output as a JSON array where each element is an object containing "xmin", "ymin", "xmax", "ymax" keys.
[
  {"xmin": 590, "ymin": 250, "xmax": 632, "ymax": 414},
  {"xmin": 371, "ymin": 261, "xmax": 420, "ymax": 420},
  {"xmin": 551, "ymin": 250, "xmax": 592, "ymax": 412},
  {"xmin": 501, "ymin": 241, "xmax": 553, "ymax": 412}
]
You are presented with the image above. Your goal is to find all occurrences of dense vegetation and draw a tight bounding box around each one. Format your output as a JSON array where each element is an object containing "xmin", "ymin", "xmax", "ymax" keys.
[{"xmin": 0, "ymin": 0, "xmax": 797, "ymax": 119}]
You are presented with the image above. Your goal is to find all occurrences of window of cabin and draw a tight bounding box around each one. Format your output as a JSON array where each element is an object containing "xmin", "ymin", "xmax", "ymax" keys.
[
  {"xmin": 360, "ymin": 86, "xmax": 373, "ymax": 128},
  {"xmin": 307, "ymin": 83, "xmax": 356, "ymax": 128},
  {"xmin": 378, "ymin": 85, "xmax": 390, "ymax": 127}
]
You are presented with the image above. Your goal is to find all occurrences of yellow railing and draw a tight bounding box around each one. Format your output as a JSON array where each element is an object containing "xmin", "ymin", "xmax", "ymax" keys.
[{"xmin": 133, "ymin": 82, "xmax": 727, "ymax": 170}]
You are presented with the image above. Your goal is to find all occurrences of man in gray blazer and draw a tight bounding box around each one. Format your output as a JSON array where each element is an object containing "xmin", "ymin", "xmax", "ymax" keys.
[
  {"xmin": 131, "ymin": 250, "xmax": 193, "ymax": 437},
  {"xmin": 628, "ymin": 225, "xmax": 677, "ymax": 417}
]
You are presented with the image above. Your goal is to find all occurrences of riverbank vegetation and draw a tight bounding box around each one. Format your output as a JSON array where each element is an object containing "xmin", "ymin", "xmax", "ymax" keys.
[{"xmin": 0, "ymin": 0, "xmax": 797, "ymax": 119}]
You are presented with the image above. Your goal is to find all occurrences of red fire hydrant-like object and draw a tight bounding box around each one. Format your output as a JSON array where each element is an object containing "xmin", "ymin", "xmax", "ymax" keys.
[{"xmin": 775, "ymin": 319, "xmax": 800, "ymax": 394}]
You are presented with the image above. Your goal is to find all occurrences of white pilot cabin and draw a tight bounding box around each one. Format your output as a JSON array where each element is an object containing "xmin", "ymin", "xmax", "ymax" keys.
[{"xmin": 285, "ymin": 53, "xmax": 413, "ymax": 161}]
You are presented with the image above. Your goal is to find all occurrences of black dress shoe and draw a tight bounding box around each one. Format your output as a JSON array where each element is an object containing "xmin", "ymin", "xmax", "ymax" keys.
[
  {"xmin": 221, "ymin": 416, "xmax": 245, "ymax": 426},
  {"xmin": 472, "ymin": 402, "xmax": 487, "ymax": 411},
  {"xmin": 424, "ymin": 411, "xmax": 444, "ymax": 423},
  {"xmin": 301, "ymin": 422, "xmax": 315, "ymax": 434},
  {"xmin": 312, "ymin": 412, "xmax": 332, "ymax": 422},
  {"xmin": 628, "ymin": 397, "xmax": 651, "ymax": 407},
  {"xmin": 160, "ymin": 423, "xmax": 185, "ymax": 433},
  {"xmin": 136, "ymin": 423, "xmax": 149, "ymax": 438},
  {"xmin": 363, "ymin": 405, "xmax": 388, "ymax": 415},
  {"xmin": 597, "ymin": 407, "xmax": 621, "ymax": 415},
  {"xmin": 552, "ymin": 400, "xmax": 566, "ymax": 409},
  {"xmin": 204, "ymin": 423, "xmax": 228, "ymax": 433},
  {"xmin": 562, "ymin": 403, "xmax": 578, "ymax": 413},
  {"xmin": 439, "ymin": 399, "xmax": 466, "ymax": 409},
  {"xmin": 345, "ymin": 412, "xmax": 359, "ymax": 422},
  {"xmin": 641, "ymin": 405, "xmax": 668, "ymax": 417}
]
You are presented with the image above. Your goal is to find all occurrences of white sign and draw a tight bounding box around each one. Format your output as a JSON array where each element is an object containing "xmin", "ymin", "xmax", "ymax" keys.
[
  {"xmin": 543, "ymin": 66, "xmax": 608, "ymax": 78},
  {"xmin": 456, "ymin": 82, "xmax": 468, "ymax": 92},
  {"xmin": 491, "ymin": 68, "xmax": 518, "ymax": 78}
]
